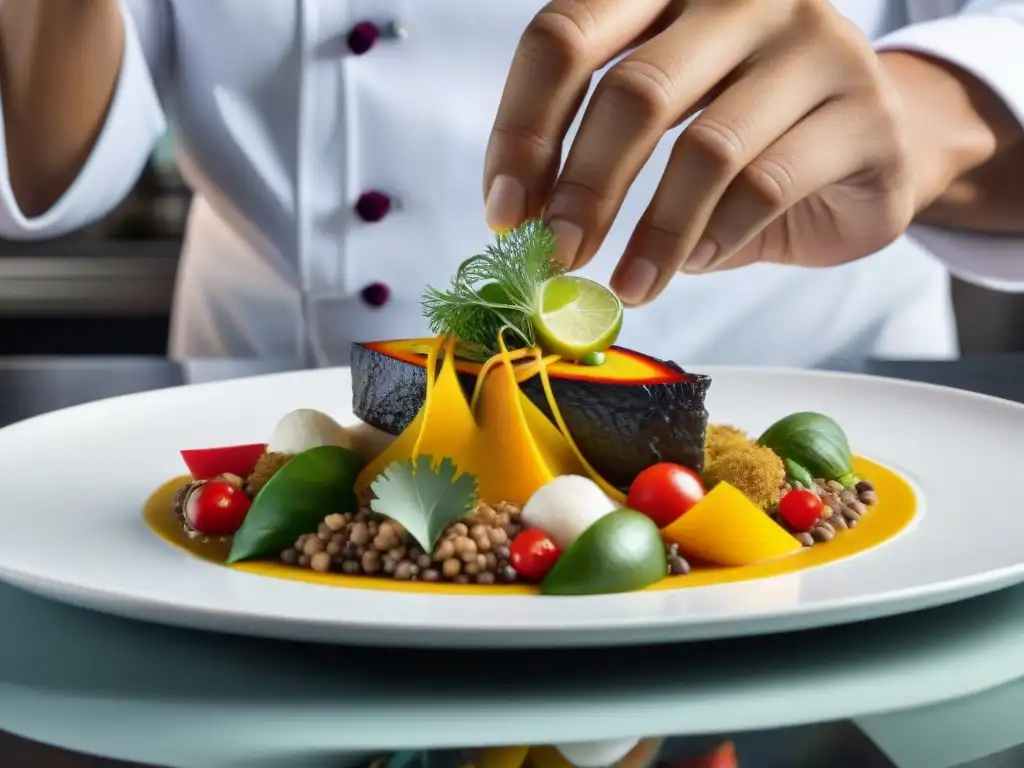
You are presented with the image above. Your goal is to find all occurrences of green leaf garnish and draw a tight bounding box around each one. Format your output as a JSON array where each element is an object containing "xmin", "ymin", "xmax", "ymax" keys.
[
  {"xmin": 421, "ymin": 219, "xmax": 563, "ymax": 361},
  {"xmin": 368, "ymin": 455, "xmax": 479, "ymax": 553},
  {"xmin": 227, "ymin": 445, "xmax": 364, "ymax": 564}
]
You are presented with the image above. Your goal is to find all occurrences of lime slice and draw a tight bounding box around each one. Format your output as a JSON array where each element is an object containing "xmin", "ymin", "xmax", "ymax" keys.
[{"xmin": 532, "ymin": 276, "xmax": 623, "ymax": 360}]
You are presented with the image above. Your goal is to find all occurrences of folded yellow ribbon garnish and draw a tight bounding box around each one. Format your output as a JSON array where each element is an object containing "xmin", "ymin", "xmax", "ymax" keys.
[{"xmin": 355, "ymin": 332, "xmax": 626, "ymax": 506}]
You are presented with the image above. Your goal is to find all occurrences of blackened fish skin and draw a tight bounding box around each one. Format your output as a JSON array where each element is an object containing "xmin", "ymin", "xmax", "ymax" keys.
[{"xmin": 350, "ymin": 343, "xmax": 710, "ymax": 491}]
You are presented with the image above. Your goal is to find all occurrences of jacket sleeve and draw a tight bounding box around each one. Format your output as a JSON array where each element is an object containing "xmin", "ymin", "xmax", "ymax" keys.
[
  {"xmin": 0, "ymin": 0, "xmax": 170, "ymax": 240},
  {"xmin": 873, "ymin": 1, "xmax": 1024, "ymax": 292}
]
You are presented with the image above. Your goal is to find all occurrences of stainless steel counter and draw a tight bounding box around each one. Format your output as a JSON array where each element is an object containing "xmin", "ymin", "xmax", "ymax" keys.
[{"xmin": 0, "ymin": 239, "xmax": 179, "ymax": 317}]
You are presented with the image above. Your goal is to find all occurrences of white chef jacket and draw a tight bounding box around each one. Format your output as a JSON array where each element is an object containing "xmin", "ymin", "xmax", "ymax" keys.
[{"xmin": 2, "ymin": 0, "xmax": 1024, "ymax": 368}]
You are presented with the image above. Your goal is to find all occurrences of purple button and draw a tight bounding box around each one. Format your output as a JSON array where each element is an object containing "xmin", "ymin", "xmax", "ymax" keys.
[
  {"xmin": 347, "ymin": 21, "xmax": 380, "ymax": 55},
  {"xmin": 361, "ymin": 282, "xmax": 391, "ymax": 308},
  {"xmin": 355, "ymin": 190, "xmax": 392, "ymax": 222}
]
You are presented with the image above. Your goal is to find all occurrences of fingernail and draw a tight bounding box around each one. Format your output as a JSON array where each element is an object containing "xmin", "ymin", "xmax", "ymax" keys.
[
  {"xmin": 613, "ymin": 258, "xmax": 658, "ymax": 305},
  {"xmin": 485, "ymin": 175, "xmax": 526, "ymax": 231},
  {"xmin": 548, "ymin": 218, "xmax": 584, "ymax": 268},
  {"xmin": 682, "ymin": 239, "xmax": 718, "ymax": 273}
]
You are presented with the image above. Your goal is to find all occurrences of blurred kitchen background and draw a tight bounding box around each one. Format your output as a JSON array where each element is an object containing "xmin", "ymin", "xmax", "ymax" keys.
[
  {"xmin": 1, "ymin": 129, "xmax": 1023, "ymax": 357},
  {"xmin": 0, "ymin": 132, "xmax": 185, "ymax": 356}
]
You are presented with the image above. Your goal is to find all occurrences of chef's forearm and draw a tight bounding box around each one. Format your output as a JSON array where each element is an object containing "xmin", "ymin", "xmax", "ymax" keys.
[
  {"xmin": 0, "ymin": 0, "xmax": 124, "ymax": 216},
  {"xmin": 879, "ymin": 51, "xmax": 1024, "ymax": 235}
]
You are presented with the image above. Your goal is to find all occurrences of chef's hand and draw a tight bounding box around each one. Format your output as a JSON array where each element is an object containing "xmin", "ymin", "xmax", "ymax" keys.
[{"xmin": 482, "ymin": 0, "xmax": 970, "ymax": 305}]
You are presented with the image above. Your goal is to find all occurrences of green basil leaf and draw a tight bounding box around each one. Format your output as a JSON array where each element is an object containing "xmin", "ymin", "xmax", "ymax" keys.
[{"xmin": 227, "ymin": 445, "xmax": 364, "ymax": 563}]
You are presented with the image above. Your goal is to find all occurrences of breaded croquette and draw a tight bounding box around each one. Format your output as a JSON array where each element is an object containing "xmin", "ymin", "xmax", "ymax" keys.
[
  {"xmin": 244, "ymin": 450, "xmax": 293, "ymax": 497},
  {"xmin": 702, "ymin": 424, "xmax": 786, "ymax": 510},
  {"xmin": 705, "ymin": 424, "xmax": 752, "ymax": 461}
]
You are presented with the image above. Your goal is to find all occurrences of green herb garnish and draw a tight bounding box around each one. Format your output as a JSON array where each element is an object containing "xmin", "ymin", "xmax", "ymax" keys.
[
  {"xmin": 227, "ymin": 445, "xmax": 364, "ymax": 564},
  {"xmin": 369, "ymin": 455, "xmax": 479, "ymax": 553},
  {"xmin": 421, "ymin": 219, "xmax": 563, "ymax": 361}
]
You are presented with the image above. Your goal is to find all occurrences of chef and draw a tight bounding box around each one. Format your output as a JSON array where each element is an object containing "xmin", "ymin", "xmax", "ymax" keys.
[{"xmin": 1, "ymin": 0, "xmax": 1023, "ymax": 370}]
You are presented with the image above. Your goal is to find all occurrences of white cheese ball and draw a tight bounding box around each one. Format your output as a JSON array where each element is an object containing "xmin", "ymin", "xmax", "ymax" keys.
[
  {"xmin": 555, "ymin": 738, "xmax": 641, "ymax": 767},
  {"xmin": 521, "ymin": 475, "xmax": 617, "ymax": 550},
  {"xmin": 267, "ymin": 409, "xmax": 352, "ymax": 455}
]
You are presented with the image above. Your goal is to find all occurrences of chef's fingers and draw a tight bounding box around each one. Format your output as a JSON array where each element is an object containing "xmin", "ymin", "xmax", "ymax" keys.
[
  {"xmin": 483, "ymin": 0, "xmax": 669, "ymax": 231},
  {"xmin": 603, "ymin": 45, "xmax": 834, "ymax": 300},
  {"xmin": 610, "ymin": 14, "xmax": 896, "ymax": 302},
  {"xmin": 545, "ymin": 4, "xmax": 768, "ymax": 269},
  {"xmin": 687, "ymin": 99, "xmax": 904, "ymax": 276}
]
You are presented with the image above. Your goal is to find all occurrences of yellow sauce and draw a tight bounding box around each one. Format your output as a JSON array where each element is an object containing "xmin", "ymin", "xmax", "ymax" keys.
[{"xmin": 143, "ymin": 455, "xmax": 917, "ymax": 594}]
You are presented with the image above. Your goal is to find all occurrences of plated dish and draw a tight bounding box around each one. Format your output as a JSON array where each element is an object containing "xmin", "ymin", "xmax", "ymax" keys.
[
  {"xmin": 1, "ymin": 221, "xmax": 1021, "ymax": 648},
  {"xmin": 147, "ymin": 221, "xmax": 916, "ymax": 596}
]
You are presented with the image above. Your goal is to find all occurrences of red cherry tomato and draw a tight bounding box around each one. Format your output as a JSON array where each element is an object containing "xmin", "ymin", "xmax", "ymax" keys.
[
  {"xmin": 509, "ymin": 529, "xmax": 562, "ymax": 581},
  {"xmin": 184, "ymin": 481, "xmax": 252, "ymax": 536},
  {"xmin": 626, "ymin": 462, "xmax": 706, "ymax": 529},
  {"xmin": 180, "ymin": 443, "xmax": 267, "ymax": 480},
  {"xmin": 777, "ymin": 489, "xmax": 824, "ymax": 532}
]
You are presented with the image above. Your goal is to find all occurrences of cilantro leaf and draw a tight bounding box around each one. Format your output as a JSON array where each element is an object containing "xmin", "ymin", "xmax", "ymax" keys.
[{"xmin": 368, "ymin": 455, "xmax": 479, "ymax": 553}]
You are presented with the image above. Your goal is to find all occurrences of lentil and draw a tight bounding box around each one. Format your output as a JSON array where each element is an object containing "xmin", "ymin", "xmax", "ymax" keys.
[
  {"xmin": 280, "ymin": 548, "xmax": 299, "ymax": 564},
  {"xmin": 433, "ymin": 539, "xmax": 455, "ymax": 561},
  {"xmin": 276, "ymin": 496, "xmax": 697, "ymax": 584},
  {"xmin": 394, "ymin": 561, "xmax": 417, "ymax": 580},
  {"xmin": 666, "ymin": 544, "xmax": 692, "ymax": 576},
  {"xmin": 302, "ymin": 537, "xmax": 325, "ymax": 556},
  {"xmin": 310, "ymin": 551, "xmax": 331, "ymax": 573},
  {"xmin": 811, "ymin": 525, "xmax": 834, "ymax": 543},
  {"xmin": 349, "ymin": 522, "xmax": 370, "ymax": 547},
  {"xmin": 455, "ymin": 537, "xmax": 477, "ymax": 559},
  {"xmin": 361, "ymin": 550, "xmax": 382, "ymax": 574}
]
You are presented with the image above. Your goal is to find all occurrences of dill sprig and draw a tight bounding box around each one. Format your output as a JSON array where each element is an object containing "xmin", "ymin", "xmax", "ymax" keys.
[{"xmin": 422, "ymin": 219, "xmax": 564, "ymax": 360}]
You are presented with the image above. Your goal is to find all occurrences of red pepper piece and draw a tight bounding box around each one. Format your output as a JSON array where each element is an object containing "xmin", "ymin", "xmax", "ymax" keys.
[{"xmin": 180, "ymin": 443, "xmax": 267, "ymax": 480}]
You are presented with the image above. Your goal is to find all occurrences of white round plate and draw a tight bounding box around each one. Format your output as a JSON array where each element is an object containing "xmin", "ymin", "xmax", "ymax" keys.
[{"xmin": 0, "ymin": 365, "xmax": 1020, "ymax": 649}]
